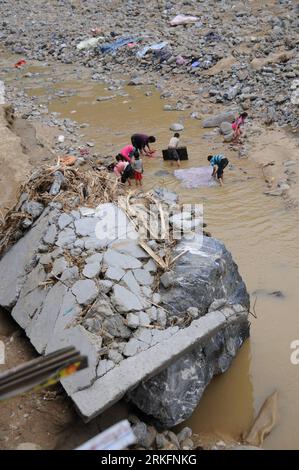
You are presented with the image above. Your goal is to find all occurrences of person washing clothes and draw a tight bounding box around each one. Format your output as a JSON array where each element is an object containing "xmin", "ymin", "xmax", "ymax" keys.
[
  {"xmin": 168, "ymin": 133, "xmax": 180, "ymax": 167},
  {"xmin": 207, "ymin": 154, "xmax": 229, "ymax": 186},
  {"xmin": 131, "ymin": 133, "xmax": 156, "ymax": 156},
  {"xmin": 114, "ymin": 155, "xmax": 133, "ymax": 185},
  {"xmin": 131, "ymin": 152, "xmax": 144, "ymax": 186}
]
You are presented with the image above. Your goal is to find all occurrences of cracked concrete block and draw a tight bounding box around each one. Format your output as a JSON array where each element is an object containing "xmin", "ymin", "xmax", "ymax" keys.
[
  {"xmin": 133, "ymin": 269, "xmax": 154, "ymax": 287},
  {"xmin": 71, "ymin": 280, "xmax": 99, "ymax": 305},
  {"xmin": 58, "ymin": 213, "xmax": 73, "ymax": 230},
  {"xmin": 123, "ymin": 338, "xmax": 149, "ymax": 357},
  {"xmin": 47, "ymin": 325, "xmax": 102, "ymax": 395},
  {"xmin": 43, "ymin": 224, "xmax": 58, "ymax": 245},
  {"xmin": 104, "ymin": 249, "xmax": 142, "ymax": 270},
  {"xmin": 51, "ymin": 257, "xmax": 68, "ymax": 276},
  {"xmin": 26, "ymin": 282, "xmax": 68, "ymax": 353},
  {"xmin": 56, "ymin": 227, "xmax": 76, "ymax": 247},
  {"xmin": 126, "ymin": 313, "xmax": 140, "ymax": 329},
  {"xmin": 74, "ymin": 217, "xmax": 99, "ymax": 237},
  {"xmin": 97, "ymin": 359, "xmax": 115, "ymax": 378},
  {"xmin": 11, "ymin": 265, "xmax": 48, "ymax": 330},
  {"xmin": 83, "ymin": 263, "xmax": 101, "ymax": 279},
  {"xmin": 111, "ymin": 285, "xmax": 147, "ymax": 313},
  {"xmin": 105, "ymin": 266, "xmax": 125, "ymax": 282}
]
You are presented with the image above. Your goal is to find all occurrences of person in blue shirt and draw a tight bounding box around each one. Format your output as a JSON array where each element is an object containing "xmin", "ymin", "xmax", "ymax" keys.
[{"xmin": 207, "ymin": 154, "xmax": 229, "ymax": 186}]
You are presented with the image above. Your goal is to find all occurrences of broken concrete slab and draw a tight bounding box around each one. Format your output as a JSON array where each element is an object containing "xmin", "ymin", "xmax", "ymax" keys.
[
  {"xmin": 111, "ymin": 285, "xmax": 148, "ymax": 313},
  {"xmin": 133, "ymin": 268, "xmax": 154, "ymax": 286},
  {"xmin": 105, "ymin": 266, "xmax": 125, "ymax": 282},
  {"xmin": 58, "ymin": 213, "xmax": 73, "ymax": 230},
  {"xmin": 56, "ymin": 227, "xmax": 76, "ymax": 247},
  {"xmin": 71, "ymin": 279, "xmax": 98, "ymax": 305},
  {"xmin": 71, "ymin": 308, "xmax": 247, "ymax": 421},
  {"xmin": 26, "ymin": 281, "xmax": 68, "ymax": 353},
  {"xmin": 103, "ymin": 249, "xmax": 142, "ymax": 270},
  {"xmin": 74, "ymin": 217, "xmax": 99, "ymax": 237},
  {"xmin": 47, "ymin": 325, "xmax": 102, "ymax": 395},
  {"xmin": 0, "ymin": 208, "xmax": 50, "ymax": 308}
]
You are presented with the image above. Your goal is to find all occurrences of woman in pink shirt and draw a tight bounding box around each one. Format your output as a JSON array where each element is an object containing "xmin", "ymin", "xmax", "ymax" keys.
[{"xmin": 119, "ymin": 144, "xmax": 134, "ymax": 162}]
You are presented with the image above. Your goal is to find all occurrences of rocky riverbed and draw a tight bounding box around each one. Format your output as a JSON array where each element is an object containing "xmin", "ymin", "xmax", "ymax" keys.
[{"xmin": 0, "ymin": 0, "xmax": 298, "ymax": 130}]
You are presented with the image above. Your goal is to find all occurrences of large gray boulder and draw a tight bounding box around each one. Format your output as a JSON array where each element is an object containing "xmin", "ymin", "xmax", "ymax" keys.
[
  {"xmin": 159, "ymin": 234, "xmax": 249, "ymax": 318},
  {"xmin": 127, "ymin": 234, "xmax": 250, "ymax": 426},
  {"xmin": 128, "ymin": 315, "xmax": 249, "ymax": 427},
  {"xmin": 203, "ymin": 111, "xmax": 237, "ymax": 128}
]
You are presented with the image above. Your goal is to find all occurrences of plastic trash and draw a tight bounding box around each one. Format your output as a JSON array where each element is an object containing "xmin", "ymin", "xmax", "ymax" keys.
[
  {"xmin": 14, "ymin": 59, "xmax": 26, "ymax": 68},
  {"xmin": 99, "ymin": 37, "xmax": 138, "ymax": 54},
  {"xmin": 170, "ymin": 14, "xmax": 199, "ymax": 26},
  {"xmin": 191, "ymin": 60, "xmax": 200, "ymax": 68},
  {"xmin": 77, "ymin": 37, "xmax": 103, "ymax": 50},
  {"xmin": 176, "ymin": 55, "xmax": 187, "ymax": 65},
  {"xmin": 57, "ymin": 135, "xmax": 65, "ymax": 143},
  {"xmin": 136, "ymin": 41, "xmax": 168, "ymax": 58},
  {"xmin": 174, "ymin": 166, "xmax": 217, "ymax": 189}
]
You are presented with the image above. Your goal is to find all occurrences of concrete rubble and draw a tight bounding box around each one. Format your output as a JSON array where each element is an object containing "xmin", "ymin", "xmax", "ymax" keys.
[{"xmin": 0, "ymin": 190, "xmax": 249, "ymax": 425}]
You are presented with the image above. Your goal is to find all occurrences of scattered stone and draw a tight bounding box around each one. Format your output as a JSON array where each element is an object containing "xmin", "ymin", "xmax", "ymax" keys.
[
  {"xmin": 58, "ymin": 213, "xmax": 73, "ymax": 230},
  {"xmin": 133, "ymin": 269, "xmax": 153, "ymax": 286},
  {"xmin": 126, "ymin": 313, "xmax": 140, "ymax": 329},
  {"xmin": 169, "ymin": 123, "xmax": 184, "ymax": 131},
  {"xmin": 160, "ymin": 272, "xmax": 175, "ymax": 289},
  {"xmin": 187, "ymin": 307, "xmax": 199, "ymax": 318},
  {"xmin": 111, "ymin": 285, "xmax": 147, "ymax": 312},
  {"xmin": 83, "ymin": 262, "xmax": 101, "ymax": 279},
  {"xmin": 104, "ymin": 249, "xmax": 142, "ymax": 270},
  {"xmin": 105, "ymin": 266, "xmax": 125, "ymax": 281}
]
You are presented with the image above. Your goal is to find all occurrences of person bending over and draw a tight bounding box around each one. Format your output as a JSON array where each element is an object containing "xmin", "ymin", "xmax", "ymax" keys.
[
  {"xmin": 207, "ymin": 154, "xmax": 229, "ymax": 186},
  {"xmin": 131, "ymin": 133, "xmax": 156, "ymax": 156}
]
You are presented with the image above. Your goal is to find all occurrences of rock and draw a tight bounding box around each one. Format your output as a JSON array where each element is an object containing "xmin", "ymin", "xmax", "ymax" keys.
[
  {"xmin": 187, "ymin": 307, "xmax": 199, "ymax": 318},
  {"xmin": 16, "ymin": 442, "xmax": 42, "ymax": 450},
  {"xmin": 108, "ymin": 349, "xmax": 123, "ymax": 364},
  {"xmin": 60, "ymin": 266, "xmax": 79, "ymax": 282},
  {"xmin": 126, "ymin": 313, "xmax": 140, "ymax": 329},
  {"xmin": 203, "ymin": 111, "xmax": 236, "ymax": 128},
  {"xmin": 21, "ymin": 201, "xmax": 44, "ymax": 219},
  {"xmin": 220, "ymin": 121, "xmax": 233, "ymax": 135},
  {"xmin": 156, "ymin": 433, "xmax": 170, "ymax": 449},
  {"xmin": 181, "ymin": 438, "xmax": 194, "ymax": 450},
  {"xmin": 58, "ymin": 213, "xmax": 73, "ymax": 230},
  {"xmin": 177, "ymin": 427, "xmax": 193, "ymax": 443},
  {"xmin": 157, "ymin": 308, "xmax": 167, "ymax": 327},
  {"xmin": 103, "ymin": 315, "xmax": 131, "ymax": 338},
  {"xmin": 49, "ymin": 171, "xmax": 65, "ymax": 195},
  {"xmin": 71, "ymin": 280, "xmax": 98, "ymax": 305},
  {"xmin": 170, "ymin": 123, "xmax": 184, "ymax": 131},
  {"xmin": 133, "ymin": 422, "xmax": 156, "ymax": 448},
  {"xmin": 111, "ymin": 285, "xmax": 147, "ymax": 312},
  {"xmin": 160, "ymin": 235, "xmax": 249, "ymax": 317},
  {"xmin": 160, "ymin": 272, "xmax": 175, "ymax": 289},
  {"xmin": 208, "ymin": 298, "xmax": 227, "ymax": 312}
]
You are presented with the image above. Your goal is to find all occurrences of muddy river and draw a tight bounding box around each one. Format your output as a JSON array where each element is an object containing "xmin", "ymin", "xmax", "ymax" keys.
[{"xmin": 3, "ymin": 60, "xmax": 299, "ymax": 449}]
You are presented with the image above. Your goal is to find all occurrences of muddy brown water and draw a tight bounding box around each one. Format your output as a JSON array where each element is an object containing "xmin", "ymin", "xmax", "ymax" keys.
[{"xmin": 3, "ymin": 60, "xmax": 299, "ymax": 449}]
